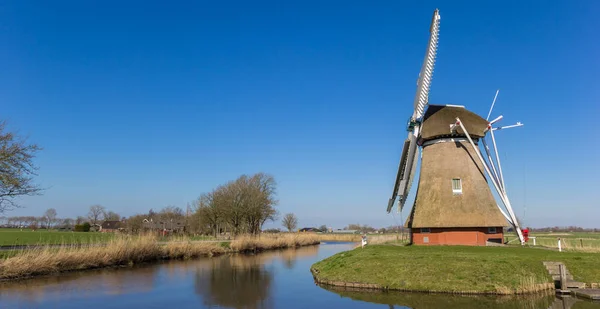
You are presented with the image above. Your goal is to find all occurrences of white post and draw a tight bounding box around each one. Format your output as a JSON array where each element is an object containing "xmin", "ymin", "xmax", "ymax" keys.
[
  {"xmin": 558, "ymin": 238, "xmax": 562, "ymax": 252},
  {"xmin": 456, "ymin": 118, "xmax": 525, "ymax": 245},
  {"xmin": 532, "ymin": 237, "xmax": 536, "ymax": 246}
]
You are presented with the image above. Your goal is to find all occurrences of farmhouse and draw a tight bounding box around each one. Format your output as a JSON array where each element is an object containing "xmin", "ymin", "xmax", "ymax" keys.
[{"xmin": 100, "ymin": 221, "xmax": 123, "ymax": 233}]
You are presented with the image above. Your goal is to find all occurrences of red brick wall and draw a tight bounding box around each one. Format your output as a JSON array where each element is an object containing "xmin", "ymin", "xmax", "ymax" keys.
[{"xmin": 411, "ymin": 227, "xmax": 504, "ymax": 246}]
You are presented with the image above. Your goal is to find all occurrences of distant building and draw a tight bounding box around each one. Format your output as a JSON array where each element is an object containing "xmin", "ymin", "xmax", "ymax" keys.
[
  {"xmin": 332, "ymin": 229, "xmax": 359, "ymax": 234},
  {"xmin": 298, "ymin": 227, "xmax": 321, "ymax": 233},
  {"xmin": 142, "ymin": 218, "xmax": 185, "ymax": 233},
  {"xmin": 101, "ymin": 221, "xmax": 123, "ymax": 233}
]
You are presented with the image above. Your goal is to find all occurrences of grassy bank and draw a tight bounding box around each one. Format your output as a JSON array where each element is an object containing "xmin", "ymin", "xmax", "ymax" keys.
[
  {"xmin": 0, "ymin": 228, "xmax": 114, "ymax": 246},
  {"xmin": 315, "ymin": 233, "xmax": 406, "ymax": 244},
  {"xmin": 311, "ymin": 245, "xmax": 600, "ymax": 295},
  {"xmin": 0, "ymin": 233, "xmax": 319, "ymax": 280}
]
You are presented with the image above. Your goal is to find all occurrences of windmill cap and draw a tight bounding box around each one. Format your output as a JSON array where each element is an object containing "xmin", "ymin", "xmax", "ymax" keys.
[{"xmin": 421, "ymin": 104, "xmax": 488, "ymax": 141}]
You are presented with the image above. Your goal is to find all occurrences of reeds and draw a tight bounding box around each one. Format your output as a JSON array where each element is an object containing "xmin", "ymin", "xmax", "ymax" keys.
[
  {"xmin": 0, "ymin": 233, "xmax": 319, "ymax": 280},
  {"xmin": 315, "ymin": 233, "xmax": 407, "ymax": 245},
  {"xmin": 230, "ymin": 234, "xmax": 320, "ymax": 252}
]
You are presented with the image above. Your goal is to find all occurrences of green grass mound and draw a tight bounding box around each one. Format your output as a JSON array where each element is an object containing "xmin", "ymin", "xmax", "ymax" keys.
[{"xmin": 311, "ymin": 245, "xmax": 600, "ymax": 294}]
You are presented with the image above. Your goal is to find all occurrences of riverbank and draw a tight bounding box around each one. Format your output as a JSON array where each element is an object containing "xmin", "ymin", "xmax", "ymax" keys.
[
  {"xmin": 311, "ymin": 245, "xmax": 600, "ymax": 295},
  {"xmin": 0, "ymin": 233, "xmax": 319, "ymax": 280}
]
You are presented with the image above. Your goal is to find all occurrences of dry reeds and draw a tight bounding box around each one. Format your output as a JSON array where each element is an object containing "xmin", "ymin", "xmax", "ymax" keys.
[
  {"xmin": 230, "ymin": 234, "xmax": 319, "ymax": 252},
  {"xmin": 0, "ymin": 233, "xmax": 319, "ymax": 280}
]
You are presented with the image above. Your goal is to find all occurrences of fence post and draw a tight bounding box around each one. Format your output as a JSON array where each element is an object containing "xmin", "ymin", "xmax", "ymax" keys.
[
  {"xmin": 558, "ymin": 238, "xmax": 562, "ymax": 252},
  {"xmin": 532, "ymin": 237, "xmax": 536, "ymax": 246},
  {"xmin": 559, "ymin": 264, "xmax": 567, "ymax": 290}
]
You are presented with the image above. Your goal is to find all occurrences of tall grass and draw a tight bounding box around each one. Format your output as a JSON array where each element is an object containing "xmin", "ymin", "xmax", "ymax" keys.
[
  {"xmin": 0, "ymin": 233, "xmax": 319, "ymax": 280},
  {"xmin": 230, "ymin": 233, "xmax": 320, "ymax": 252},
  {"xmin": 315, "ymin": 233, "xmax": 404, "ymax": 243}
]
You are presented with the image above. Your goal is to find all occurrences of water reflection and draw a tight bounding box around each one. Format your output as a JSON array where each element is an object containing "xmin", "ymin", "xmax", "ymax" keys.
[
  {"xmin": 1, "ymin": 243, "xmax": 596, "ymax": 309},
  {"xmin": 195, "ymin": 255, "xmax": 274, "ymax": 309},
  {"xmin": 0, "ymin": 265, "xmax": 158, "ymax": 303},
  {"xmin": 322, "ymin": 286, "xmax": 568, "ymax": 309}
]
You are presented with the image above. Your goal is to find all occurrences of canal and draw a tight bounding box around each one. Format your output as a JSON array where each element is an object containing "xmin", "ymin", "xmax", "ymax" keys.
[{"xmin": 0, "ymin": 242, "xmax": 597, "ymax": 308}]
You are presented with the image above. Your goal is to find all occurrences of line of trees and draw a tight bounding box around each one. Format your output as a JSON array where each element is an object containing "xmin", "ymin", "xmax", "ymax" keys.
[
  {"xmin": 190, "ymin": 173, "xmax": 278, "ymax": 236},
  {"xmin": 0, "ymin": 205, "xmax": 125, "ymax": 230}
]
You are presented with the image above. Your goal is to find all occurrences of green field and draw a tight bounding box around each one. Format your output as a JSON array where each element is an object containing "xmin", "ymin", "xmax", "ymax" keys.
[
  {"xmin": 312, "ymin": 245, "xmax": 600, "ymax": 294},
  {"xmin": 0, "ymin": 228, "xmax": 115, "ymax": 246},
  {"xmin": 504, "ymin": 232, "xmax": 600, "ymax": 251}
]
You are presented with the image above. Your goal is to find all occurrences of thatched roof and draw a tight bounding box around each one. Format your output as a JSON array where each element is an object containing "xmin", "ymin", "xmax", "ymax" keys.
[
  {"xmin": 420, "ymin": 105, "xmax": 489, "ymax": 141},
  {"xmin": 406, "ymin": 139, "xmax": 508, "ymax": 228}
]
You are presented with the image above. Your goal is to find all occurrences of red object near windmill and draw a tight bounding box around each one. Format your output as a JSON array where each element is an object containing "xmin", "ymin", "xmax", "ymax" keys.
[{"xmin": 522, "ymin": 228, "xmax": 529, "ymax": 242}]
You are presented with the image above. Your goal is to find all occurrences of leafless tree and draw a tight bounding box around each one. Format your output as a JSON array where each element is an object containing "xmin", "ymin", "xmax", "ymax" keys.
[
  {"xmin": 61, "ymin": 218, "xmax": 75, "ymax": 228},
  {"xmin": 76, "ymin": 216, "xmax": 87, "ymax": 225},
  {"xmin": 192, "ymin": 173, "xmax": 279, "ymax": 237},
  {"xmin": 159, "ymin": 205, "xmax": 184, "ymax": 221},
  {"xmin": 88, "ymin": 204, "xmax": 105, "ymax": 226},
  {"xmin": 244, "ymin": 173, "xmax": 278, "ymax": 235},
  {"xmin": 103, "ymin": 210, "xmax": 121, "ymax": 221},
  {"xmin": 0, "ymin": 122, "xmax": 43, "ymax": 213},
  {"xmin": 43, "ymin": 208, "xmax": 57, "ymax": 229},
  {"xmin": 194, "ymin": 191, "xmax": 222, "ymax": 236},
  {"xmin": 124, "ymin": 214, "xmax": 146, "ymax": 234},
  {"xmin": 282, "ymin": 213, "xmax": 298, "ymax": 232}
]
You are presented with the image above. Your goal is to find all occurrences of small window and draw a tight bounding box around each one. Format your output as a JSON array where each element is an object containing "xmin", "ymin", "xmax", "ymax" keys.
[
  {"xmin": 488, "ymin": 227, "xmax": 497, "ymax": 234},
  {"xmin": 421, "ymin": 228, "xmax": 431, "ymax": 233},
  {"xmin": 423, "ymin": 236, "xmax": 429, "ymax": 243},
  {"xmin": 452, "ymin": 178, "xmax": 462, "ymax": 194}
]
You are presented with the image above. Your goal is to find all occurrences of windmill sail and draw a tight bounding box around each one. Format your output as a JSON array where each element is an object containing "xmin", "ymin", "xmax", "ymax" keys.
[{"xmin": 387, "ymin": 9, "xmax": 440, "ymax": 213}]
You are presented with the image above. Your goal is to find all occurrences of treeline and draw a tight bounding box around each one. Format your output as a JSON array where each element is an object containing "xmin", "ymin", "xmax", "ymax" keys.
[
  {"xmin": 0, "ymin": 205, "xmax": 123, "ymax": 230},
  {"xmin": 189, "ymin": 173, "xmax": 277, "ymax": 236},
  {"xmin": 529, "ymin": 226, "xmax": 600, "ymax": 233},
  {"xmin": 124, "ymin": 173, "xmax": 278, "ymax": 236},
  {"xmin": 1, "ymin": 173, "xmax": 279, "ymax": 237}
]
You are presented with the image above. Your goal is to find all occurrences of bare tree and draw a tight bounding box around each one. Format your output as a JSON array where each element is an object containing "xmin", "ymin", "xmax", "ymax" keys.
[
  {"xmin": 88, "ymin": 205, "xmax": 105, "ymax": 226},
  {"xmin": 103, "ymin": 210, "xmax": 121, "ymax": 221},
  {"xmin": 319, "ymin": 225, "xmax": 328, "ymax": 232},
  {"xmin": 159, "ymin": 205, "xmax": 184, "ymax": 221},
  {"xmin": 43, "ymin": 208, "xmax": 57, "ymax": 229},
  {"xmin": 282, "ymin": 213, "xmax": 298, "ymax": 232},
  {"xmin": 244, "ymin": 173, "xmax": 278, "ymax": 235},
  {"xmin": 194, "ymin": 192, "xmax": 222, "ymax": 236},
  {"xmin": 0, "ymin": 122, "xmax": 43, "ymax": 213},
  {"xmin": 76, "ymin": 216, "xmax": 86, "ymax": 225},
  {"xmin": 61, "ymin": 218, "xmax": 75, "ymax": 228}
]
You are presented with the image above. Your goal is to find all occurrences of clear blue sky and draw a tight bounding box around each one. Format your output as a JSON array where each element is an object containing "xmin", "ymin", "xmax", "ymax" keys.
[{"xmin": 2, "ymin": 1, "xmax": 599, "ymax": 228}]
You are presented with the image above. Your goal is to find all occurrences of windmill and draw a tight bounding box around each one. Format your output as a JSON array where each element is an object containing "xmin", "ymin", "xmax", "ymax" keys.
[{"xmin": 387, "ymin": 9, "xmax": 526, "ymax": 246}]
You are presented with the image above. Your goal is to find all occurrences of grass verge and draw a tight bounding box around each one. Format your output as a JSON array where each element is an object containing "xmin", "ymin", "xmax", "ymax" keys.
[
  {"xmin": 0, "ymin": 233, "xmax": 319, "ymax": 280},
  {"xmin": 311, "ymin": 245, "xmax": 600, "ymax": 295}
]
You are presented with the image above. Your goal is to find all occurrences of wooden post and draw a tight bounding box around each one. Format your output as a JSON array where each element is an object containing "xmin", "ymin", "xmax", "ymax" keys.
[
  {"xmin": 558, "ymin": 238, "xmax": 562, "ymax": 252},
  {"xmin": 580, "ymin": 238, "xmax": 583, "ymax": 248},
  {"xmin": 559, "ymin": 264, "xmax": 567, "ymax": 290}
]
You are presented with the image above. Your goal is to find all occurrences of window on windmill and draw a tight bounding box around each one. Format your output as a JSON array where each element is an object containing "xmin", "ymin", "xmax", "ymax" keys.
[
  {"xmin": 452, "ymin": 178, "xmax": 462, "ymax": 194},
  {"xmin": 488, "ymin": 227, "xmax": 497, "ymax": 234}
]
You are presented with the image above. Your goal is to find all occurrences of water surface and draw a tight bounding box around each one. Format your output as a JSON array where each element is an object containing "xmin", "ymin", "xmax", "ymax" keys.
[{"xmin": 1, "ymin": 242, "xmax": 597, "ymax": 309}]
